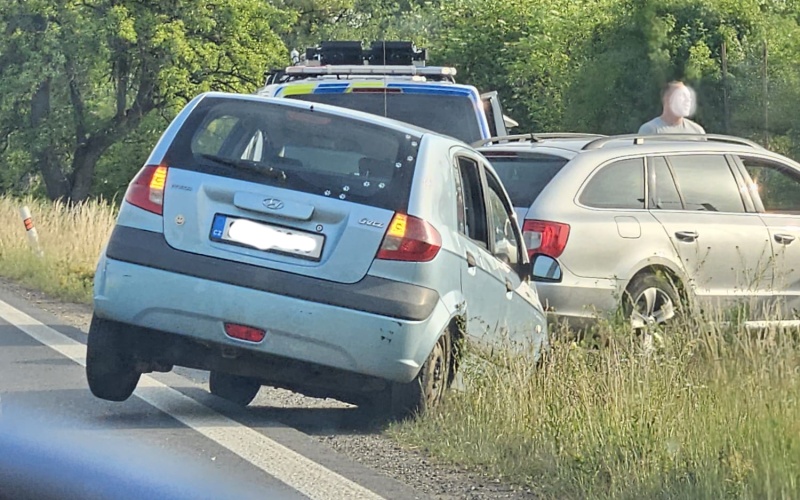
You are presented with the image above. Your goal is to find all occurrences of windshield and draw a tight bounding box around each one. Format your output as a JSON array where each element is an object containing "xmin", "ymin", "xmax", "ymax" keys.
[
  {"xmin": 165, "ymin": 96, "xmax": 420, "ymax": 211},
  {"xmin": 286, "ymin": 92, "xmax": 483, "ymax": 144},
  {"xmin": 484, "ymin": 153, "xmax": 570, "ymax": 208}
]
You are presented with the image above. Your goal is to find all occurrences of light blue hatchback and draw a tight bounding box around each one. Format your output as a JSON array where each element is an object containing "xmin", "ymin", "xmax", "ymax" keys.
[{"xmin": 87, "ymin": 92, "xmax": 548, "ymax": 417}]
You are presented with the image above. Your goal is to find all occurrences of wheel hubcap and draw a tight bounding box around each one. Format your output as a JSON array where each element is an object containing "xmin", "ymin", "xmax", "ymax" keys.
[{"xmin": 630, "ymin": 287, "xmax": 676, "ymax": 330}]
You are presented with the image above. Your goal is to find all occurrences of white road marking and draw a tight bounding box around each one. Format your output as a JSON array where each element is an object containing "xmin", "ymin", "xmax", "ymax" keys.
[{"xmin": 0, "ymin": 298, "xmax": 385, "ymax": 500}]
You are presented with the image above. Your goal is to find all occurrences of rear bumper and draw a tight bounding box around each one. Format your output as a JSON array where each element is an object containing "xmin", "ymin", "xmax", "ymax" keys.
[
  {"xmin": 94, "ymin": 228, "xmax": 450, "ymax": 384},
  {"xmin": 535, "ymin": 275, "xmax": 622, "ymax": 328}
]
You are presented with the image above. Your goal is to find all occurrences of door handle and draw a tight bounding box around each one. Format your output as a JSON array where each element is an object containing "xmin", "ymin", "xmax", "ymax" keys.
[
  {"xmin": 505, "ymin": 279, "xmax": 514, "ymax": 292},
  {"xmin": 675, "ymin": 231, "xmax": 699, "ymax": 242},
  {"xmin": 466, "ymin": 251, "xmax": 477, "ymax": 268},
  {"xmin": 774, "ymin": 233, "xmax": 796, "ymax": 245}
]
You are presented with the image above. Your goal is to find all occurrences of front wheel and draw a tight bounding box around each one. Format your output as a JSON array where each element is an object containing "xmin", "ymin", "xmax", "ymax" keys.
[{"xmin": 86, "ymin": 315, "xmax": 141, "ymax": 402}]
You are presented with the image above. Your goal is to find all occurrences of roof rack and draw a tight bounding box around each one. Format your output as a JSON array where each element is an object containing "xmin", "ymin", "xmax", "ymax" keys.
[
  {"xmin": 581, "ymin": 133, "xmax": 764, "ymax": 151},
  {"xmin": 472, "ymin": 132, "xmax": 606, "ymax": 148},
  {"xmin": 265, "ymin": 64, "xmax": 457, "ymax": 85},
  {"xmin": 264, "ymin": 40, "xmax": 458, "ymax": 85}
]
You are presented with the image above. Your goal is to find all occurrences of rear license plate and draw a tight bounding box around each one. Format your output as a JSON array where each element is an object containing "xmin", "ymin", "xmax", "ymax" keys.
[{"xmin": 210, "ymin": 214, "xmax": 325, "ymax": 261}]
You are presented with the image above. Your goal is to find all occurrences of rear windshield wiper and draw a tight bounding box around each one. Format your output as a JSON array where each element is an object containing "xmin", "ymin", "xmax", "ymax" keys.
[{"xmin": 198, "ymin": 153, "xmax": 287, "ymax": 181}]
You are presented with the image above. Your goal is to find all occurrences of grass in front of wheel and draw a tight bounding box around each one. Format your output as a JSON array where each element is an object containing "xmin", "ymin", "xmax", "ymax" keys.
[
  {"xmin": 0, "ymin": 196, "xmax": 116, "ymax": 303},
  {"xmin": 391, "ymin": 319, "xmax": 800, "ymax": 499}
]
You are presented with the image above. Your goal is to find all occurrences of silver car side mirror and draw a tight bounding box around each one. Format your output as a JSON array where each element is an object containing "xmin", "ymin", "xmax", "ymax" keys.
[{"xmin": 531, "ymin": 254, "xmax": 562, "ymax": 283}]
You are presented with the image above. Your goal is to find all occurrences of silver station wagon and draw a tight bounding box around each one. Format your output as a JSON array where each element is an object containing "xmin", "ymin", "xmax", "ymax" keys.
[{"xmin": 477, "ymin": 133, "xmax": 800, "ymax": 331}]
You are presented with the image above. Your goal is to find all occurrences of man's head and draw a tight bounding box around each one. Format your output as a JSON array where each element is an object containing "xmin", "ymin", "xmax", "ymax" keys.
[{"xmin": 661, "ymin": 81, "xmax": 696, "ymax": 120}]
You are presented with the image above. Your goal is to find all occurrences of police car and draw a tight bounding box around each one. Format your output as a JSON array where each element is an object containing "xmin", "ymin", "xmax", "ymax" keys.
[{"xmin": 256, "ymin": 41, "xmax": 517, "ymax": 144}]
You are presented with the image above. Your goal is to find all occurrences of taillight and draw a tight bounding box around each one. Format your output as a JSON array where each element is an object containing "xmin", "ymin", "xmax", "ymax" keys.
[
  {"xmin": 124, "ymin": 164, "xmax": 168, "ymax": 215},
  {"xmin": 522, "ymin": 219, "xmax": 570, "ymax": 258},
  {"xmin": 224, "ymin": 323, "xmax": 266, "ymax": 343},
  {"xmin": 376, "ymin": 213, "xmax": 442, "ymax": 262}
]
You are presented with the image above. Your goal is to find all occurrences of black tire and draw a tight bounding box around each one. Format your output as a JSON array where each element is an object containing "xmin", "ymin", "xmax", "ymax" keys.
[
  {"xmin": 209, "ymin": 371, "xmax": 261, "ymax": 407},
  {"xmin": 623, "ymin": 272, "xmax": 683, "ymax": 333},
  {"xmin": 388, "ymin": 331, "xmax": 452, "ymax": 420},
  {"xmin": 86, "ymin": 315, "xmax": 141, "ymax": 402}
]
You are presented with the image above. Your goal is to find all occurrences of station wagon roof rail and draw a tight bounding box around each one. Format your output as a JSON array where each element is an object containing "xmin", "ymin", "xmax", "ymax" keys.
[
  {"xmin": 581, "ymin": 133, "xmax": 765, "ymax": 151},
  {"xmin": 472, "ymin": 132, "xmax": 607, "ymax": 148}
]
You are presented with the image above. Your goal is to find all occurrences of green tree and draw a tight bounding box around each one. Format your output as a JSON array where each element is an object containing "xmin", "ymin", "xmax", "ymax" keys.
[{"xmin": 0, "ymin": 0, "xmax": 290, "ymax": 202}]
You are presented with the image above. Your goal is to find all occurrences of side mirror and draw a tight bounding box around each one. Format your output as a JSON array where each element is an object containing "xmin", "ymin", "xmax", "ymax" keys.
[{"xmin": 531, "ymin": 254, "xmax": 562, "ymax": 283}]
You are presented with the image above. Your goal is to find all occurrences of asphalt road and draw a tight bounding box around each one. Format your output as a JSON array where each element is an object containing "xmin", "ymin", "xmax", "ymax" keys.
[{"xmin": 0, "ymin": 285, "xmax": 428, "ymax": 500}]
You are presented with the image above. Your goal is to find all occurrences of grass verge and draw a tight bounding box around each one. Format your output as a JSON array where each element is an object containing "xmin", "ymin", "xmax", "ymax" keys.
[
  {"xmin": 0, "ymin": 196, "xmax": 116, "ymax": 303},
  {"xmin": 390, "ymin": 320, "xmax": 800, "ymax": 499}
]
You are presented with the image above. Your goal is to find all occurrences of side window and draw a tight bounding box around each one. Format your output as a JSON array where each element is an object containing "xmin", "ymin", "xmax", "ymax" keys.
[
  {"xmin": 484, "ymin": 172, "xmax": 520, "ymax": 266},
  {"xmin": 667, "ymin": 155, "xmax": 745, "ymax": 213},
  {"xmin": 579, "ymin": 158, "xmax": 645, "ymax": 209},
  {"xmin": 651, "ymin": 156, "xmax": 683, "ymax": 210},
  {"xmin": 739, "ymin": 157, "xmax": 800, "ymax": 214},
  {"xmin": 455, "ymin": 157, "xmax": 488, "ymax": 247}
]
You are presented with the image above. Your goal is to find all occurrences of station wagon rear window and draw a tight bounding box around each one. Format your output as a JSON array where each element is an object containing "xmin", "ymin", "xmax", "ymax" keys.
[
  {"xmin": 485, "ymin": 153, "xmax": 569, "ymax": 207},
  {"xmin": 164, "ymin": 96, "xmax": 421, "ymax": 212}
]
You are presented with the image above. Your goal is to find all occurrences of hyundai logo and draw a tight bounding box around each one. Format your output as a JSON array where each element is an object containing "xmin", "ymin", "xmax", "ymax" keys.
[{"xmin": 262, "ymin": 198, "xmax": 284, "ymax": 210}]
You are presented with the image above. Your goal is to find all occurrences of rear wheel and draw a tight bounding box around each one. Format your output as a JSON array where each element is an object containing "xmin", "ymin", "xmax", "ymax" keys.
[
  {"xmin": 623, "ymin": 273, "xmax": 682, "ymax": 348},
  {"xmin": 209, "ymin": 371, "xmax": 261, "ymax": 407},
  {"xmin": 385, "ymin": 330, "xmax": 452, "ymax": 420},
  {"xmin": 86, "ymin": 315, "xmax": 141, "ymax": 402}
]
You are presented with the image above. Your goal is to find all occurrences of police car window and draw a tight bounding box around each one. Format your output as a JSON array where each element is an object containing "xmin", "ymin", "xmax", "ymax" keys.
[
  {"xmin": 456, "ymin": 157, "xmax": 488, "ymax": 247},
  {"xmin": 667, "ymin": 155, "xmax": 745, "ymax": 213},
  {"xmin": 579, "ymin": 158, "xmax": 645, "ymax": 209},
  {"xmin": 288, "ymin": 93, "xmax": 483, "ymax": 144}
]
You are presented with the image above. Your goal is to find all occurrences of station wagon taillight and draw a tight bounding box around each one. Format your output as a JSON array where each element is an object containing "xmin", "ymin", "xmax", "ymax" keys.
[
  {"xmin": 376, "ymin": 213, "xmax": 442, "ymax": 262},
  {"xmin": 125, "ymin": 164, "xmax": 168, "ymax": 215},
  {"xmin": 522, "ymin": 219, "xmax": 570, "ymax": 258}
]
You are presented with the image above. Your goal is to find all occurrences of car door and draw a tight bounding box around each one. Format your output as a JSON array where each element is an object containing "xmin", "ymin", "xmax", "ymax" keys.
[
  {"xmin": 453, "ymin": 154, "xmax": 508, "ymax": 344},
  {"xmin": 735, "ymin": 154, "xmax": 800, "ymax": 320},
  {"xmin": 481, "ymin": 166, "xmax": 545, "ymax": 344},
  {"xmin": 648, "ymin": 154, "xmax": 774, "ymax": 316}
]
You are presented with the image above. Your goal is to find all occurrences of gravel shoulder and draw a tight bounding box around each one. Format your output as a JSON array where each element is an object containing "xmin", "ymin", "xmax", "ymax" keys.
[{"xmin": 0, "ymin": 277, "xmax": 535, "ymax": 499}]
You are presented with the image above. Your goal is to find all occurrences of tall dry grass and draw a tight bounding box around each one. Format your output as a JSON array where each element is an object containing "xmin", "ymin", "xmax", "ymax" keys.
[
  {"xmin": 392, "ymin": 318, "xmax": 800, "ymax": 499},
  {"xmin": 0, "ymin": 196, "xmax": 117, "ymax": 303}
]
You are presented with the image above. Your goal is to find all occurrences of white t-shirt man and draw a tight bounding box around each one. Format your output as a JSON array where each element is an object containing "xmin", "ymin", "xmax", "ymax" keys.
[
  {"xmin": 638, "ymin": 116, "xmax": 705, "ymax": 134},
  {"xmin": 639, "ymin": 82, "xmax": 706, "ymax": 135}
]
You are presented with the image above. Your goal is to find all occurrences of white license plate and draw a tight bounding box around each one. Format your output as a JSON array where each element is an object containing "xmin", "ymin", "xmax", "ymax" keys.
[{"xmin": 210, "ymin": 214, "xmax": 324, "ymax": 261}]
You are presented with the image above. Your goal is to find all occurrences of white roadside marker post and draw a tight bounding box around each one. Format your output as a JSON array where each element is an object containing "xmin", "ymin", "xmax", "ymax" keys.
[{"xmin": 19, "ymin": 206, "xmax": 44, "ymax": 258}]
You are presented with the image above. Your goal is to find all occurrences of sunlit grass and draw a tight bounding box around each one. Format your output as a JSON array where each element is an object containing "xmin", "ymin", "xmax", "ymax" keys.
[
  {"xmin": 0, "ymin": 196, "xmax": 116, "ymax": 303},
  {"xmin": 391, "ymin": 319, "xmax": 800, "ymax": 499}
]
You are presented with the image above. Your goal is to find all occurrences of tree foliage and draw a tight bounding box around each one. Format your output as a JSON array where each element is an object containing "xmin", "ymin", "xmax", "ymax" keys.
[
  {"xmin": 3, "ymin": 0, "xmax": 800, "ymax": 202},
  {"xmin": 0, "ymin": 0, "xmax": 290, "ymax": 202}
]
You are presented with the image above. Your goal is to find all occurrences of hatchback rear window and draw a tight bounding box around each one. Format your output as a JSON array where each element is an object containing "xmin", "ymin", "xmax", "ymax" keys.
[
  {"xmin": 286, "ymin": 92, "xmax": 483, "ymax": 144},
  {"xmin": 484, "ymin": 153, "xmax": 569, "ymax": 207},
  {"xmin": 165, "ymin": 96, "xmax": 421, "ymax": 212}
]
